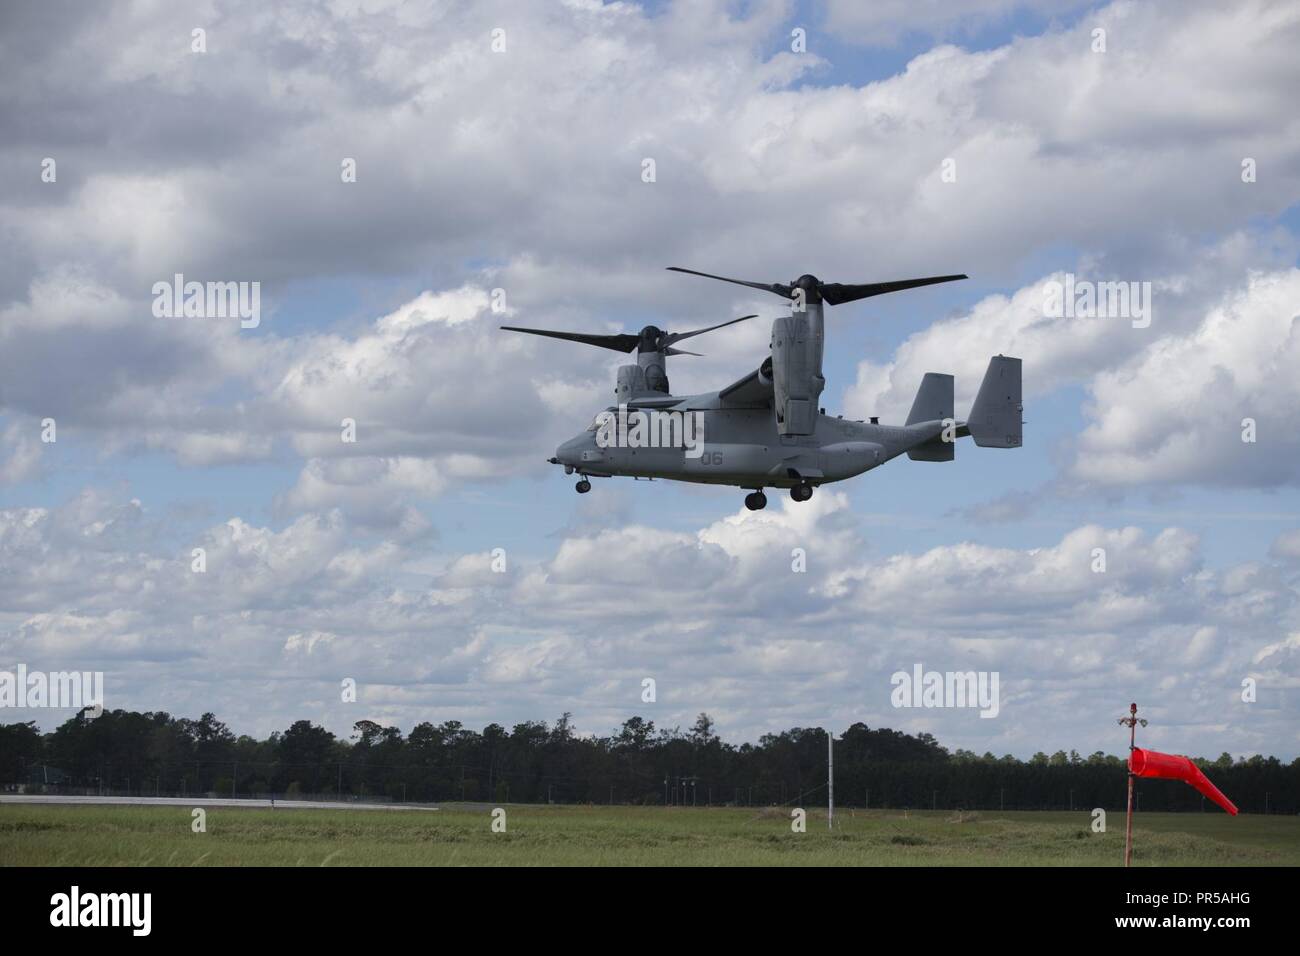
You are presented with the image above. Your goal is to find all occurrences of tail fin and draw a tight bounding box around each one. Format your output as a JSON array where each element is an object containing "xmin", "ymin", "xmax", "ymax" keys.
[
  {"xmin": 906, "ymin": 372, "xmax": 955, "ymax": 461},
  {"xmin": 906, "ymin": 372, "xmax": 953, "ymax": 426},
  {"xmin": 967, "ymin": 355, "xmax": 1022, "ymax": 448}
]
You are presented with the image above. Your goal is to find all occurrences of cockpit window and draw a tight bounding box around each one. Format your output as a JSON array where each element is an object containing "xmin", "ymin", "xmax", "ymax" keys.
[{"xmin": 587, "ymin": 410, "xmax": 615, "ymax": 432}]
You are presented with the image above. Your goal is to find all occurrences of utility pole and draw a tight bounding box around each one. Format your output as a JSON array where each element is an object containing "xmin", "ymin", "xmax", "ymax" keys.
[{"xmin": 827, "ymin": 728, "xmax": 834, "ymax": 830}]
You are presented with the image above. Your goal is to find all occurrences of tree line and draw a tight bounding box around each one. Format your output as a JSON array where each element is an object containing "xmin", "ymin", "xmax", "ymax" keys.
[{"xmin": 1, "ymin": 709, "xmax": 1295, "ymax": 813}]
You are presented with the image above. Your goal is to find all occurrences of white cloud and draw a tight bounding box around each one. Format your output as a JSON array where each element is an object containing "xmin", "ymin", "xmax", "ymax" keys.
[
  {"xmin": 1073, "ymin": 269, "xmax": 1300, "ymax": 487},
  {"xmin": 2, "ymin": 0, "xmax": 1298, "ymax": 762},
  {"xmin": 2, "ymin": 0, "xmax": 1297, "ymax": 501},
  {"xmin": 843, "ymin": 251, "xmax": 1300, "ymax": 490},
  {"xmin": 1271, "ymin": 529, "xmax": 1300, "ymax": 560},
  {"xmin": 2, "ymin": 489, "xmax": 1296, "ymax": 756},
  {"xmin": 0, "ymin": 421, "xmax": 44, "ymax": 484}
]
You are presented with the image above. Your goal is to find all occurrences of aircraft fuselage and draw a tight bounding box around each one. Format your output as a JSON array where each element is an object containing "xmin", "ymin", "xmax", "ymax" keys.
[{"xmin": 553, "ymin": 391, "xmax": 948, "ymax": 490}]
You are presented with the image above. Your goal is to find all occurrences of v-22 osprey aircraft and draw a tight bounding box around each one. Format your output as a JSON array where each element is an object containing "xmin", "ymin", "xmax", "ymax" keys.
[{"xmin": 503, "ymin": 267, "xmax": 1022, "ymax": 510}]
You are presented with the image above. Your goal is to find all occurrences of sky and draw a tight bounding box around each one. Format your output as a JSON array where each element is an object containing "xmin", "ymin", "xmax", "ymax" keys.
[{"xmin": 1, "ymin": 0, "xmax": 1298, "ymax": 759}]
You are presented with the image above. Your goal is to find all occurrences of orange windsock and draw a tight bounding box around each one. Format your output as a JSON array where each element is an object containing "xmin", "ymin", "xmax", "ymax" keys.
[{"xmin": 1129, "ymin": 748, "xmax": 1238, "ymax": 815}]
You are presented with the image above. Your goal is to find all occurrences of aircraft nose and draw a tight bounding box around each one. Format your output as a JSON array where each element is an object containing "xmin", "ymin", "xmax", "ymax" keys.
[
  {"xmin": 553, "ymin": 434, "xmax": 579, "ymax": 463},
  {"xmin": 555, "ymin": 434, "xmax": 590, "ymax": 465},
  {"xmin": 554, "ymin": 433, "xmax": 608, "ymax": 474}
]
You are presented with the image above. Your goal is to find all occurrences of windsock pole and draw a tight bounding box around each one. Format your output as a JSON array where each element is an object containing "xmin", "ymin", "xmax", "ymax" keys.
[
  {"xmin": 1125, "ymin": 713, "xmax": 1135, "ymax": 868},
  {"xmin": 1118, "ymin": 702, "xmax": 1147, "ymax": 868}
]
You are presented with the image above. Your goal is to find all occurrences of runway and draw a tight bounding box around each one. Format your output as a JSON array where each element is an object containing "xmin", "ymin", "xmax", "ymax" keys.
[{"xmin": 0, "ymin": 795, "xmax": 439, "ymax": 811}]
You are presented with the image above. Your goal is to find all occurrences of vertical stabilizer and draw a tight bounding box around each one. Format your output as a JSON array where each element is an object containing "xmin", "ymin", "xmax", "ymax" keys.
[
  {"xmin": 906, "ymin": 372, "xmax": 954, "ymax": 425},
  {"xmin": 967, "ymin": 355, "xmax": 1022, "ymax": 448}
]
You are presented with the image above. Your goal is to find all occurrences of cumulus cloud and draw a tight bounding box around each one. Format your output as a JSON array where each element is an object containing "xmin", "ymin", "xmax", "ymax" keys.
[
  {"xmin": 3, "ymin": 489, "xmax": 1297, "ymax": 756},
  {"xmin": 2, "ymin": 0, "xmax": 1298, "ymax": 761},
  {"xmin": 845, "ymin": 250, "xmax": 1300, "ymax": 491},
  {"xmin": 1072, "ymin": 269, "xmax": 1300, "ymax": 487},
  {"xmin": 0, "ymin": 420, "xmax": 45, "ymax": 484},
  {"xmin": 2, "ymin": 0, "xmax": 1298, "ymax": 489},
  {"xmin": 1271, "ymin": 529, "xmax": 1300, "ymax": 561}
]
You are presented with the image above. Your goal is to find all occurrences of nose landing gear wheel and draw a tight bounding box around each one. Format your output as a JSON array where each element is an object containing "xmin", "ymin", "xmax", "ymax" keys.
[
  {"xmin": 575, "ymin": 479, "xmax": 591, "ymax": 494},
  {"xmin": 744, "ymin": 491, "xmax": 767, "ymax": 511},
  {"xmin": 790, "ymin": 483, "xmax": 814, "ymax": 502}
]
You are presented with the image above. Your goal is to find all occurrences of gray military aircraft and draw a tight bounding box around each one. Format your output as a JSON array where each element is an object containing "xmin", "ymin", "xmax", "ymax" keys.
[{"xmin": 503, "ymin": 267, "xmax": 1021, "ymax": 510}]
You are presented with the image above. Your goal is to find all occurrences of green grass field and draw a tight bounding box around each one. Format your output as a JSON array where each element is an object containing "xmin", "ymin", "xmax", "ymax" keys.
[{"xmin": 2, "ymin": 804, "xmax": 1296, "ymax": 866}]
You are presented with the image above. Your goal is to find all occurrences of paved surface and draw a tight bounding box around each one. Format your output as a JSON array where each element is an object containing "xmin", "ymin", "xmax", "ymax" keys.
[{"xmin": 0, "ymin": 795, "xmax": 439, "ymax": 811}]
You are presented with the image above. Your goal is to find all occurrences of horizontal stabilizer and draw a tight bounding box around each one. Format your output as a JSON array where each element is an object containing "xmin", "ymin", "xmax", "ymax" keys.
[{"xmin": 908, "ymin": 436, "xmax": 955, "ymax": 462}]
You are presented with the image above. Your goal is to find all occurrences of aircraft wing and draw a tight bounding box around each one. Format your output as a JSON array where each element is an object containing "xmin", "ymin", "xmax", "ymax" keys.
[
  {"xmin": 625, "ymin": 395, "xmax": 685, "ymax": 410},
  {"xmin": 718, "ymin": 358, "xmax": 774, "ymax": 407}
]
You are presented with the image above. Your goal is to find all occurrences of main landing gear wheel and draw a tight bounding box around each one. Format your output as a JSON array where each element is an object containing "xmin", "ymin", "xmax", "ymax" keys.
[
  {"xmin": 790, "ymin": 483, "xmax": 814, "ymax": 502},
  {"xmin": 575, "ymin": 478, "xmax": 591, "ymax": 494},
  {"xmin": 744, "ymin": 491, "xmax": 767, "ymax": 511}
]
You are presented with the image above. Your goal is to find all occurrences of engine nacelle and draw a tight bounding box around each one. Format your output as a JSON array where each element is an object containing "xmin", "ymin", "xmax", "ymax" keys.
[
  {"xmin": 615, "ymin": 364, "xmax": 647, "ymax": 401},
  {"xmin": 770, "ymin": 314, "xmax": 825, "ymax": 435}
]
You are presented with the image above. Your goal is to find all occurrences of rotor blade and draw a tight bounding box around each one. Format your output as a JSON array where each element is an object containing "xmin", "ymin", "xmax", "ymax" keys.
[
  {"xmin": 663, "ymin": 347, "xmax": 702, "ymax": 357},
  {"xmin": 819, "ymin": 274, "xmax": 968, "ymax": 305},
  {"xmin": 667, "ymin": 267, "xmax": 793, "ymax": 299},
  {"xmin": 500, "ymin": 326, "xmax": 639, "ymax": 353},
  {"xmin": 660, "ymin": 314, "xmax": 758, "ymax": 347}
]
